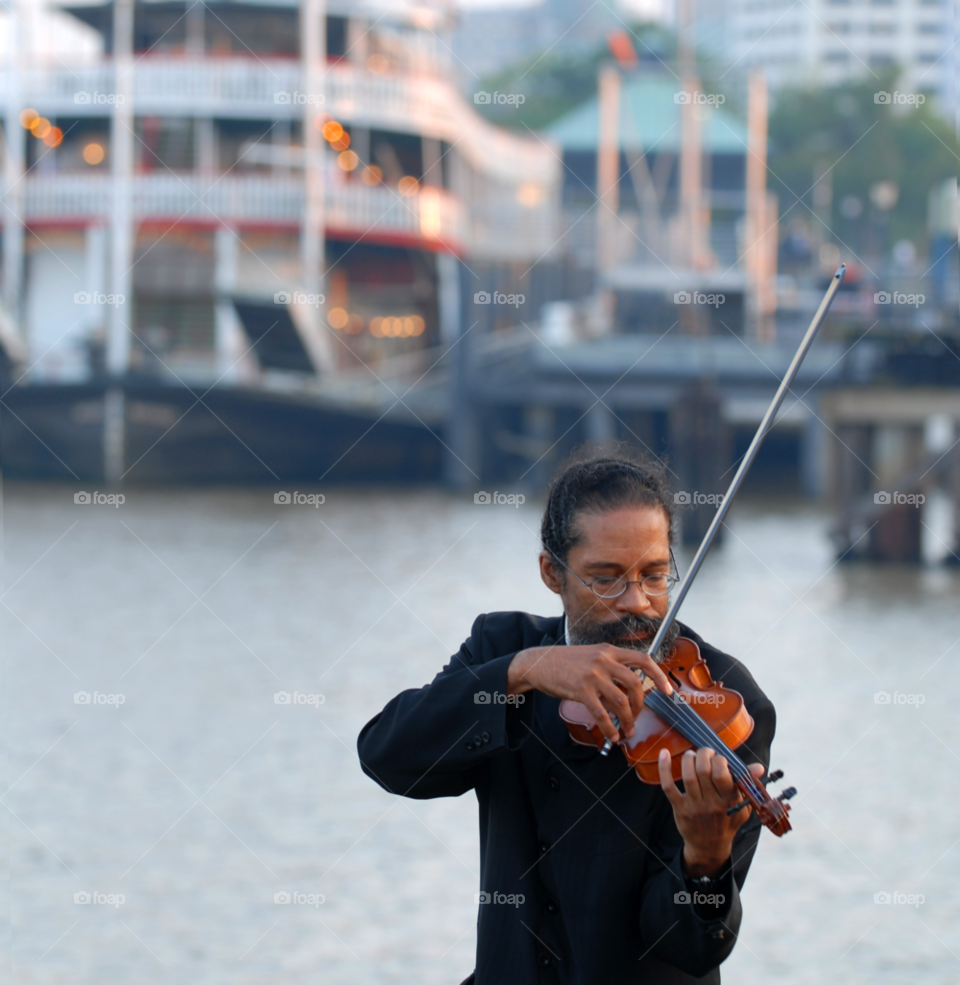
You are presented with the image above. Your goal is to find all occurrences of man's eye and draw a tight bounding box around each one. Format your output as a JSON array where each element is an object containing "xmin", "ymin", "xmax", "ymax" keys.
[{"xmin": 592, "ymin": 577, "xmax": 620, "ymax": 588}]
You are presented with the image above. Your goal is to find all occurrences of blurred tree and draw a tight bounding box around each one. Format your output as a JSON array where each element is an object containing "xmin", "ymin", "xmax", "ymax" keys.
[
  {"xmin": 471, "ymin": 24, "xmax": 676, "ymax": 132},
  {"xmin": 768, "ymin": 75, "xmax": 956, "ymax": 259}
]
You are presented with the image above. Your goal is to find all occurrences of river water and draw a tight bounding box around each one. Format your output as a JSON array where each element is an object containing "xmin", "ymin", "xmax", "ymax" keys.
[{"xmin": 4, "ymin": 484, "xmax": 959, "ymax": 984}]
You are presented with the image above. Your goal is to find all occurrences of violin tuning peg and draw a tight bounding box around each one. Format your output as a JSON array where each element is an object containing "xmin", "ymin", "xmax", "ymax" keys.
[
  {"xmin": 767, "ymin": 769, "xmax": 784, "ymax": 784},
  {"xmin": 600, "ymin": 740, "xmax": 613, "ymax": 757},
  {"xmin": 777, "ymin": 786, "xmax": 797, "ymax": 802}
]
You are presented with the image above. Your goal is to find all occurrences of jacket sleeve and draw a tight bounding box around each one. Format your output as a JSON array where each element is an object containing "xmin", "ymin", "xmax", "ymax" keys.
[
  {"xmin": 637, "ymin": 694, "xmax": 776, "ymax": 977},
  {"xmin": 357, "ymin": 614, "xmax": 537, "ymax": 799}
]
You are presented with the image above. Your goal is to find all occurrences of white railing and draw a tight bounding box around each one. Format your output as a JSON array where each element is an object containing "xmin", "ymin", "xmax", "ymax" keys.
[
  {"xmin": 10, "ymin": 60, "xmax": 559, "ymax": 185},
  {"xmin": 23, "ymin": 172, "xmax": 467, "ymax": 246}
]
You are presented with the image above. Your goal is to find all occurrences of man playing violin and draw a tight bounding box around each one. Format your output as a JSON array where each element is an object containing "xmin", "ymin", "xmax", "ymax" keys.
[{"xmin": 358, "ymin": 448, "xmax": 775, "ymax": 984}]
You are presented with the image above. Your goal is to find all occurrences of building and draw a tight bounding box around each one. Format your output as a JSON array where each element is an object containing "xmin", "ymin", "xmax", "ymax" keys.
[
  {"xmin": 541, "ymin": 72, "xmax": 763, "ymax": 336},
  {"xmin": 1, "ymin": 0, "xmax": 560, "ymax": 390},
  {"xmin": 699, "ymin": 0, "xmax": 954, "ymax": 103}
]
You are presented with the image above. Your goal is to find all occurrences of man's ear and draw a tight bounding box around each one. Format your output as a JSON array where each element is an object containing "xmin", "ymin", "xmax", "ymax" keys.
[{"xmin": 539, "ymin": 552, "xmax": 564, "ymax": 595}]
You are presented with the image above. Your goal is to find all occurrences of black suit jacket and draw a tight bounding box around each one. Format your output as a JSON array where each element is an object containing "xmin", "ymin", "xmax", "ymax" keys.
[{"xmin": 357, "ymin": 611, "xmax": 776, "ymax": 985}]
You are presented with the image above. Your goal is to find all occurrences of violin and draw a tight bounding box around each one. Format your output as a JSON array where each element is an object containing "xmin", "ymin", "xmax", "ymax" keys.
[
  {"xmin": 559, "ymin": 638, "xmax": 794, "ymax": 836},
  {"xmin": 556, "ymin": 265, "xmax": 848, "ymax": 839}
]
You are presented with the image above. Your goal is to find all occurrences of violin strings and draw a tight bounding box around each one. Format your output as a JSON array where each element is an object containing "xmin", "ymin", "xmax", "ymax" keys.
[{"xmin": 644, "ymin": 691, "xmax": 765, "ymax": 799}]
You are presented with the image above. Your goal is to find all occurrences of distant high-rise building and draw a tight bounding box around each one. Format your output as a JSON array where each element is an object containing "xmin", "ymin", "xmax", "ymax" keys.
[{"xmin": 698, "ymin": 0, "xmax": 954, "ymax": 104}]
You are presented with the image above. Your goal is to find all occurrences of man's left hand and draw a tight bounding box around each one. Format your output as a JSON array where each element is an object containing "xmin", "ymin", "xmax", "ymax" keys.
[{"xmin": 657, "ymin": 747, "xmax": 766, "ymax": 879}]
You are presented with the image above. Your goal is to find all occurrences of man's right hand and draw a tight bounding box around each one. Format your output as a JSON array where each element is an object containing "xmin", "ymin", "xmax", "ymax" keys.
[{"xmin": 506, "ymin": 644, "xmax": 673, "ymax": 744}]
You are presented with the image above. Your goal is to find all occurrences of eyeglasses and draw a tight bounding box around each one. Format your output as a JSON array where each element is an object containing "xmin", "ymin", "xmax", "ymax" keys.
[{"xmin": 565, "ymin": 550, "xmax": 680, "ymax": 599}]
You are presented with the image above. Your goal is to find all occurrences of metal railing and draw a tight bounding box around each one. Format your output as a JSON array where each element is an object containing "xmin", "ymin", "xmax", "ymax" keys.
[{"xmin": 24, "ymin": 171, "xmax": 467, "ymax": 245}]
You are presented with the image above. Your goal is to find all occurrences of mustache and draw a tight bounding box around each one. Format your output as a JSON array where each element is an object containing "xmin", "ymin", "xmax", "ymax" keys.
[{"xmin": 568, "ymin": 612, "xmax": 680, "ymax": 663}]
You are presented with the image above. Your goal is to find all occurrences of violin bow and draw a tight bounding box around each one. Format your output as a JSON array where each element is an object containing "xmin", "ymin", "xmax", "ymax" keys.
[{"xmin": 600, "ymin": 263, "xmax": 847, "ymax": 754}]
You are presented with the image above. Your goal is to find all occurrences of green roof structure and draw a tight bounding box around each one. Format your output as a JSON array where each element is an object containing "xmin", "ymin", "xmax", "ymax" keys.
[{"xmin": 542, "ymin": 74, "xmax": 747, "ymax": 154}]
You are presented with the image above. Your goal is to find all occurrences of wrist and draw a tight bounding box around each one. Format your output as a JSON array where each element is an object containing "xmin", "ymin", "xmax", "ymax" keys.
[
  {"xmin": 507, "ymin": 649, "xmax": 537, "ymax": 695},
  {"xmin": 681, "ymin": 845, "xmax": 730, "ymax": 880}
]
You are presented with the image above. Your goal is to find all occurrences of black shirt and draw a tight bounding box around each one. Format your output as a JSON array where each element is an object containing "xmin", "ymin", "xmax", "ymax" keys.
[{"xmin": 357, "ymin": 611, "xmax": 777, "ymax": 985}]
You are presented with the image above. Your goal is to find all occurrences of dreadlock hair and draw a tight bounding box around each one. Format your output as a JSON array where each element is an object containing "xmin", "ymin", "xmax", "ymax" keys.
[{"xmin": 540, "ymin": 444, "xmax": 675, "ymax": 571}]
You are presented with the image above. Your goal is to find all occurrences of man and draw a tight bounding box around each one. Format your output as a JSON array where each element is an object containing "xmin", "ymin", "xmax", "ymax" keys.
[{"xmin": 357, "ymin": 449, "xmax": 776, "ymax": 984}]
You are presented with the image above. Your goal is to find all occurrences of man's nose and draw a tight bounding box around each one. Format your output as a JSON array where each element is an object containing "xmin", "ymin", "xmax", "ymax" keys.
[{"xmin": 614, "ymin": 581, "xmax": 654, "ymax": 615}]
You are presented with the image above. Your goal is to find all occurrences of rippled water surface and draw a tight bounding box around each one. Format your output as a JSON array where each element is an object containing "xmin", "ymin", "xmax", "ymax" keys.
[{"xmin": 5, "ymin": 485, "xmax": 960, "ymax": 983}]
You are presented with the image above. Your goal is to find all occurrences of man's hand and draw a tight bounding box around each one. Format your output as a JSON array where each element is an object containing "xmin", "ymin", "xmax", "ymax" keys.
[
  {"xmin": 507, "ymin": 644, "xmax": 673, "ymax": 745},
  {"xmin": 658, "ymin": 747, "xmax": 766, "ymax": 878}
]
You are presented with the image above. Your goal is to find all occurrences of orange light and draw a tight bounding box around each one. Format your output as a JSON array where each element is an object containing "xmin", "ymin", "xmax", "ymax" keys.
[
  {"xmin": 32, "ymin": 118, "xmax": 51, "ymax": 139},
  {"xmin": 516, "ymin": 183, "xmax": 544, "ymax": 207},
  {"xmin": 367, "ymin": 53, "xmax": 388, "ymax": 74},
  {"xmin": 330, "ymin": 133, "xmax": 350, "ymax": 152},
  {"xmin": 347, "ymin": 314, "xmax": 364, "ymax": 334},
  {"xmin": 43, "ymin": 126, "xmax": 63, "ymax": 148},
  {"xmin": 406, "ymin": 315, "xmax": 425, "ymax": 337},
  {"xmin": 328, "ymin": 307, "xmax": 349, "ymax": 329},
  {"xmin": 19, "ymin": 108, "xmax": 38, "ymax": 129},
  {"xmin": 338, "ymin": 150, "xmax": 359, "ymax": 171},
  {"xmin": 398, "ymin": 176, "xmax": 419, "ymax": 196},
  {"xmin": 83, "ymin": 142, "xmax": 105, "ymax": 165},
  {"xmin": 369, "ymin": 317, "xmax": 384, "ymax": 337},
  {"xmin": 361, "ymin": 165, "xmax": 382, "ymax": 186},
  {"xmin": 419, "ymin": 186, "xmax": 441, "ymax": 239},
  {"xmin": 322, "ymin": 121, "xmax": 344, "ymax": 143}
]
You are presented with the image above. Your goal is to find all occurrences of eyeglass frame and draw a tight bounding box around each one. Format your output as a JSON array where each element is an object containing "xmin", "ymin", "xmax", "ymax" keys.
[{"xmin": 560, "ymin": 548, "xmax": 680, "ymax": 599}]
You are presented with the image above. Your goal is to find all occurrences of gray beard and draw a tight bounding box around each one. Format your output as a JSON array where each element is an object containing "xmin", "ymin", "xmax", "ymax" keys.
[{"xmin": 566, "ymin": 612, "xmax": 680, "ymax": 664}]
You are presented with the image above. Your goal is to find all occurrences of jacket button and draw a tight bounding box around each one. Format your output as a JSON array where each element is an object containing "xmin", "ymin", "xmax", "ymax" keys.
[
  {"xmin": 538, "ymin": 954, "xmax": 551, "ymax": 968},
  {"xmin": 473, "ymin": 735, "xmax": 482, "ymax": 747},
  {"xmin": 710, "ymin": 928, "xmax": 726, "ymax": 940},
  {"xmin": 546, "ymin": 899, "xmax": 559, "ymax": 914},
  {"xmin": 464, "ymin": 741, "xmax": 474, "ymax": 751},
  {"xmin": 548, "ymin": 776, "xmax": 561, "ymax": 791},
  {"xmin": 481, "ymin": 732, "xmax": 491, "ymax": 743},
  {"xmin": 539, "ymin": 840, "xmax": 550, "ymax": 854}
]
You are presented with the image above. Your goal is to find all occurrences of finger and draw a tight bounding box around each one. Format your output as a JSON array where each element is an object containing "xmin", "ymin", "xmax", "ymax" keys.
[
  {"xmin": 607, "ymin": 665, "xmax": 646, "ymax": 729},
  {"xmin": 748, "ymin": 763, "xmax": 766, "ymax": 779},
  {"xmin": 657, "ymin": 748, "xmax": 684, "ymax": 807},
  {"xmin": 596, "ymin": 678, "xmax": 638, "ymax": 737},
  {"xmin": 582, "ymin": 695, "xmax": 621, "ymax": 745},
  {"xmin": 708, "ymin": 753, "xmax": 736, "ymax": 799},
  {"xmin": 680, "ymin": 749, "xmax": 701, "ymax": 800},
  {"xmin": 611, "ymin": 649, "xmax": 673, "ymax": 695},
  {"xmin": 694, "ymin": 747, "xmax": 720, "ymax": 798}
]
